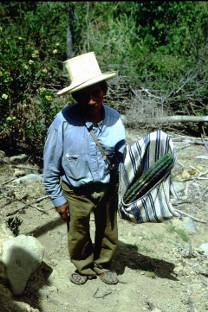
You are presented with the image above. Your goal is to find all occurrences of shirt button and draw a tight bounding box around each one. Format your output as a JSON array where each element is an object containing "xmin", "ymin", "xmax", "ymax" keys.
[{"xmin": 66, "ymin": 153, "xmax": 70, "ymax": 160}]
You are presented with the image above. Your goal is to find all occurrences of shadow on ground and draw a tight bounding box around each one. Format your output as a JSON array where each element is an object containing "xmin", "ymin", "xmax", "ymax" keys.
[
  {"xmin": 26, "ymin": 217, "xmax": 64, "ymax": 237},
  {"xmin": 0, "ymin": 260, "xmax": 53, "ymax": 312},
  {"xmin": 112, "ymin": 241, "xmax": 178, "ymax": 281}
]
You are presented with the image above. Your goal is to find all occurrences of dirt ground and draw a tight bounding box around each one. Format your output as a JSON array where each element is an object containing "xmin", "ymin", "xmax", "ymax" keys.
[{"xmin": 0, "ymin": 127, "xmax": 208, "ymax": 312}]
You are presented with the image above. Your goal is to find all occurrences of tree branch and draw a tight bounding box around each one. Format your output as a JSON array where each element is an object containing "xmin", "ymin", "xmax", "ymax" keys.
[{"xmin": 6, "ymin": 195, "xmax": 49, "ymax": 216}]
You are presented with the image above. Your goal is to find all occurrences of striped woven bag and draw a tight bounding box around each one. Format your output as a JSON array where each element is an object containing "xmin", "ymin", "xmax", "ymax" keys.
[{"xmin": 118, "ymin": 130, "xmax": 181, "ymax": 223}]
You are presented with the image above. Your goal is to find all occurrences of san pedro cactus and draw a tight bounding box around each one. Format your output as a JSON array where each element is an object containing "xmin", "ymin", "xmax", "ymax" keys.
[{"xmin": 123, "ymin": 152, "xmax": 174, "ymax": 204}]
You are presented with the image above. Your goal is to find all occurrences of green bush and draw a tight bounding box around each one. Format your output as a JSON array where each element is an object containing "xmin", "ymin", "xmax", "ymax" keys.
[
  {"xmin": 0, "ymin": 2, "xmax": 69, "ymax": 160},
  {"xmin": 0, "ymin": 2, "xmax": 208, "ymax": 162}
]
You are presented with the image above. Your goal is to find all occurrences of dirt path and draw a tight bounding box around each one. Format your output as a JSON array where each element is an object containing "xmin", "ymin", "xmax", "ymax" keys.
[{"xmin": 0, "ymin": 129, "xmax": 208, "ymax": 312}]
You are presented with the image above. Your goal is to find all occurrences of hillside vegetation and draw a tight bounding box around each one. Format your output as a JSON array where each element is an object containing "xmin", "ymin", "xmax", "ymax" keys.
[{"xmin": 0, "ymin": 1, "xmax": 208, "ymax": 164}]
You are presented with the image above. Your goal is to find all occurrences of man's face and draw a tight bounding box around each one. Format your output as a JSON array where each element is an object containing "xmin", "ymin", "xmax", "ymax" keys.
[{"xmin": 73, "ymin": 83, "xmax": 106, "ymax": 117}]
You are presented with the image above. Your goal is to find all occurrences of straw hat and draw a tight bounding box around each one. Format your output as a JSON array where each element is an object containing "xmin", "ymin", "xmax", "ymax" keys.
[{"xmin": 57, "ymin": 52, "xmax": 117, "ymax": 95}]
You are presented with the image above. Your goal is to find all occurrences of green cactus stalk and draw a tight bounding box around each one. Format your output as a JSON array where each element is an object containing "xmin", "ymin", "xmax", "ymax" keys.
[{"xmin": 123, "ymin": 153, "xmax": 174, "ymax": 204}]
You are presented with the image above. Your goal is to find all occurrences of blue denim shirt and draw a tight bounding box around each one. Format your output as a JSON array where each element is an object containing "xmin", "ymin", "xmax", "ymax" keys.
[{"xmin": 43, "ymin": 103, "xmax": 126, "ymax": 207}]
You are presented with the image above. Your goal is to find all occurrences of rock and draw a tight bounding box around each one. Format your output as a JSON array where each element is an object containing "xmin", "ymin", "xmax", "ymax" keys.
[
  {"xmin": 14, "ymin": 169, "xmax": 27, "ymax": 177},
  {"xmin": 173, "ymin": 264, "xmax": 184, "ymax": 276},
  {"xmin": 1, "ymin": 234, "xmax": 44, "ymax": 295},
  {"xmin": 198, "ymin": 243, "xmax": 208, "ymax": 256},
  {"xmin": 12, "ymin": 173, "xmax": 43, "ymax": 183},
  {"xmin": 0, "ymin": 223, "xmax": 14, "ymax": 259},
  {"xmin": 172, "ymin": 181, "xmax": 185, "ymax": 193},
  {"xmin": 9, "ymin": 154, "xmax": 28, "ymax": 163},
  {"xmin": 181, "ymin": 169, "xmax": 190, "ymax": 179}
]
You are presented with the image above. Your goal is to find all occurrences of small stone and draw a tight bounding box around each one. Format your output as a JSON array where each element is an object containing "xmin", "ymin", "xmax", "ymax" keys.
[
  {"xmin": 181, "ymin": 169, "xmax": 190, "ymax": 179},
  {"xmin": 14, "ymin": 169, "xmax": 26, "ymax": 177},
  {"xmin": 198, "ymin": 243, "xmax": 208, "ymax": 256}
]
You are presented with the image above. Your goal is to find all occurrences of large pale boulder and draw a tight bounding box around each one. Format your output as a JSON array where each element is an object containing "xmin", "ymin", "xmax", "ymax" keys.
[{"xmin": 2, "ymin": 234, "xmax": 44, "ymax": 295}]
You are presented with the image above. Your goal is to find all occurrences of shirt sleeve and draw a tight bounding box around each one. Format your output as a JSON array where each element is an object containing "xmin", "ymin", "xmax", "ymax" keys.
[
  {"xmin": 43, "ymin": 123, "xmax": 67, "ymax": 207},
  {"xmin": 117, "ymin": 117, "xmax": 126, "ymax": 154}
]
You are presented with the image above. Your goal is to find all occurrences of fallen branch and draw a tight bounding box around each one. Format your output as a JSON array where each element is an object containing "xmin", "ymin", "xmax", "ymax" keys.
[
  {"xmin": 172, "ymin": 199, "xmax": 193, "ymax": 205},
  {"xmin": 31, "ymin": 204, "xmax": 48, "ymax": 213},
  {"xmin": 11, "ymin": 165, "xmax": 40, "ymax": 171},
  {"xmin": 171, "ymin": 134, "xmax": 207, "ymax": 144},
  {"xmin": 201, "ymin": 133, "xmax": 208, "ymax": 151},
  {"xmin": 1, "ymin": 177, "xmax": 18, "ymax": 185},
  {"xmin": 6, "ymin": 195, "xmax": 49, "ymax": 216},
  {"xmin": 126, "ymin": 115, "xmax": 208, "ymax": 128},
  {"xmin": 200, "ymin": 185, "xmax": 208, "ymax": 200},
  {"xmin": 93, "ymin": 287, "xmax": 112, "ymax": 298},
  {"xmin": 174, "ymin": 208, "xmax": 207, "ymax": 224},
  {"xmin": 157, "ymin": 115, "xmax": 208, "ymax": 123},
  {"xmin": 15, "ymin": 198, "xmax": 49, "ymax": 214}
]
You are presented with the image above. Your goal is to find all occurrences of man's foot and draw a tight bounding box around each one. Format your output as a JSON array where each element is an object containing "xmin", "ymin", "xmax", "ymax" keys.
[
  {"xmin": 99, "ymin": 271, "xmax": 119, "ymax": 285},
  {"xmin": 70, "ymin": 271, "xmax": 96, "ymax": 285}
]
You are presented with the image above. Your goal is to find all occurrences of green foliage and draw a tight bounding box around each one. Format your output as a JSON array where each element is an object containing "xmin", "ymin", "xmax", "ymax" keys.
[
  {"xmin": 167, "ymin": 224, "xmax": 190, "ymax": 243},
  {"xmin": 73, "ymin": 2, "xmax": 208, "ymax": 90},
  {"xmin": 0, "ymin": 2, "xmax": 69, "ymax": 160},
  {"xmin": 0, "ymin": 1, "xmax": 208, "ymax": 161},
  {"xmin": 145, "ymin": 271, "xmax": 156, "ymax": 279},
  {"xmin": 7, "ymin": 216, "xmax": 22, "ymax": 237}
]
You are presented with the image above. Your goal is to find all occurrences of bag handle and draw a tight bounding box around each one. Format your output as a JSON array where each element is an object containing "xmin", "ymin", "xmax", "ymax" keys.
[{"xmin": 87, "ymin": 126, "xmax": 114, "ymax": 169}]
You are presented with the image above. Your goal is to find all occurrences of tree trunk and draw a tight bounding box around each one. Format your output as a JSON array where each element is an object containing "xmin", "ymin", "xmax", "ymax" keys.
[
  {"xmin": 157, "ymin": 115, "xmax": 208, "ymax": 123},
  {"xmin": 66, "ymin": 3, "xmax": 75, "ymax": 59}
]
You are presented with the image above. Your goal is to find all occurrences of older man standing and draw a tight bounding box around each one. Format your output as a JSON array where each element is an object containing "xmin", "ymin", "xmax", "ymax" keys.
[{"xmin": 43, "ymin": 52, "xmax": 126, "ymax": 285}]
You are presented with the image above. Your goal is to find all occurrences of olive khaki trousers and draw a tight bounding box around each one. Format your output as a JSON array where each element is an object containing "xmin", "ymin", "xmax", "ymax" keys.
[{"xmin": 61, "ymin": 181, "xmax": 118, "ymax": 276}]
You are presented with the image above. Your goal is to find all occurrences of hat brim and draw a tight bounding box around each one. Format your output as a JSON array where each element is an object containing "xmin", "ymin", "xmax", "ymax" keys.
[{"xmin": 57, "ymin": 72, "xmax": 117, "ymax": 96}]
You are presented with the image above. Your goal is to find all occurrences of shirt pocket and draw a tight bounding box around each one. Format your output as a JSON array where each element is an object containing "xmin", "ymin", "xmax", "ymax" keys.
[{"xmin": 63, "ymin": 154, "xmax": 86, "ymax": 180}]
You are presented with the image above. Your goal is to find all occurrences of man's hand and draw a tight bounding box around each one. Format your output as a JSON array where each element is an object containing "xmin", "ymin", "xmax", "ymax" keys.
[{"xmin": 56, "ymin": 202, "xmax": 69, "ymax": 221}]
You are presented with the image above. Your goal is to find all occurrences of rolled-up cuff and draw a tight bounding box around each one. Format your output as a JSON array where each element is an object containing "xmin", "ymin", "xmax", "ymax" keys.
[{"xmin": 52, "ymin": 196, "xmax": 67, "ymax": 207}]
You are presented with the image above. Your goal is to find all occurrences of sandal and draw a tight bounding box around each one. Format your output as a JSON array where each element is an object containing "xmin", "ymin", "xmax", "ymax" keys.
[
  {"xmin": 70, "ymin": 271, "xmax": 96, "ymax": 285},
  {"xmin": 99, "ymin": 271, "xmax": 119, "ymax": 285}
]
